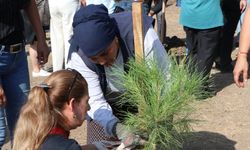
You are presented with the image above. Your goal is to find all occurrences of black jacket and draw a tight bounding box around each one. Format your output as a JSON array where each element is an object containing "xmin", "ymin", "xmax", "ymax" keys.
[{"xmin": 40, "ymin": 135, "xmax": 81, "ymax": 150}]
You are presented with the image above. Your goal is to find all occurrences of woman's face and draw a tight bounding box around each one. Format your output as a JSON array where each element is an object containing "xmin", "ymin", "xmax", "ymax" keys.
[
  {"xmin": 89, "ymin": 37, "xmax": 119, "ymax": 67},
  {"xmin": 72, "ymin": 95, "xmax": 90, "ymax": 128}
]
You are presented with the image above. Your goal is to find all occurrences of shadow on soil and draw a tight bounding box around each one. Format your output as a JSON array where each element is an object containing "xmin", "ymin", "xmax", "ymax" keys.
[
  {"xmin": 211, "ymin": 72, "xmax": 234, "ymax": 93},
  {"xmin": 211, "ymin": 57, "xmax": 250, "ymax": 94},
  {"xmin": 183, "ymin": 131, "xmax": 236, "ymax": 150}
]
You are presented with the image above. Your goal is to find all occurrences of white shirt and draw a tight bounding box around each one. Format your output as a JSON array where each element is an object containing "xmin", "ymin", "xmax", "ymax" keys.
[{"xmin": 68, "ymin": 27, "xmax": 170, "ymax": 136}]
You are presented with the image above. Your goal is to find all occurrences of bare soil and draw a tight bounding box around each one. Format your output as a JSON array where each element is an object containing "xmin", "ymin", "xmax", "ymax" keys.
[
  {"xmin": 3, "ymin": 2, "xmax": 250, "ymax": 150},
  {"xmin": 165, "ymin": 2, "xmax": 250, "ymax": 150}
]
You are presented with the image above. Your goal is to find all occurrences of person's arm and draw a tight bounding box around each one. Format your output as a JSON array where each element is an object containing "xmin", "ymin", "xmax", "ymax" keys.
[
  {"xmin": 69, "ymin": 52, "xmax": 119, "ymax": 136},
  {"xmin": 0, "ymin": 85, "xmax": 6, "ymax": 107},
  {"xmin": 24, "ymin": 0, "xmax": 49, "ymax": 64},
  {"xmin": 233, "ymin": 5, "xmax": 250, "ymax": 87}
]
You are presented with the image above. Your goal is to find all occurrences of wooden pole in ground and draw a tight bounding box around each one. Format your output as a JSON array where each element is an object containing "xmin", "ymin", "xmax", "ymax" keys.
[
  {"xmin": 132, "ymin": 0, "xmax": 144, "ymax": 60},
  {"xmin": 160, "ymin": 0, "xmax": 166, "ymax": 42}
]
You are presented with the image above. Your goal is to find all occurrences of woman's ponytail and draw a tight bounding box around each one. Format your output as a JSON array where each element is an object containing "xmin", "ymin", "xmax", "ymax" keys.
[{"xmin": 13, "ymin": 86, "xmax": 55, "ymax": 150}]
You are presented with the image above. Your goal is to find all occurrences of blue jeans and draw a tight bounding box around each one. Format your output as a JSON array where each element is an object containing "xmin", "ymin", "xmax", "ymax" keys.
[
  {"xmin": 0, "ymin": 108, "xmax": 6, "ymax": 149},
  {"xmin": 0, "ymin": 46, "xmax": 30, "ymax": 147}
]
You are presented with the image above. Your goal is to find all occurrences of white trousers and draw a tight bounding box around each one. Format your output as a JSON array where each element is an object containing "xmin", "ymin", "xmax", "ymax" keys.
[{"xmin": 49, "ymin": 0, "xmax": 79, "ymax": 71}]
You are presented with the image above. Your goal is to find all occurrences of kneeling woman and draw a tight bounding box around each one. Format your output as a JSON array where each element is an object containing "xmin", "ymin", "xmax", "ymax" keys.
[{"xmin": 13, "ymin": 70, "xmax": 96, "ymax": 150}]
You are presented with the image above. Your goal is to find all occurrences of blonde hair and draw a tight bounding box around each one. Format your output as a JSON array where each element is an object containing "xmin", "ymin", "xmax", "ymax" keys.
[{"xmin": 13, "ymin": 70, "xmax": 88, "ymax": 150}]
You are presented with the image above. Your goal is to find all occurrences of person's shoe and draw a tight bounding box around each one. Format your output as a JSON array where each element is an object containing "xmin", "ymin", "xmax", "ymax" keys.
[{"xmin": 32, "ymin": 69, "xmax": 51, "ymax": 77}]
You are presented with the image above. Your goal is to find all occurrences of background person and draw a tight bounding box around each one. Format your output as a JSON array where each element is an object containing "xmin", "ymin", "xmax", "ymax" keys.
[
  {"xmin": 215, "ymin": 0, "xmax": 241, "ymax": 73},
  {"xmin": 0, "ymin": 0, "xmax": 49, "ymax": 147},
  {"xmin": 22, "ymin": 0, "xmax": 51, "ymax": 77},
  {"xmin": 233, "ymin": 5, "xmax": 250, "ymax": 87},
  {"xmin": 235, "ymin": 0, "xmax": 249, "ymax": 47},
  {"xmin": 147, "ymin": 0, "xmax": 168, "ymax": 42},
  {"xmin": 49, "ymin": 0, "xmax": 80, "ymax": 71},
  {"xmin": 179, "ymin": 0, "xmax": 223, "ymax": 79},
  {"xmin": 85, "ymin": 0, "xmax": 116, "ymax": 14}
]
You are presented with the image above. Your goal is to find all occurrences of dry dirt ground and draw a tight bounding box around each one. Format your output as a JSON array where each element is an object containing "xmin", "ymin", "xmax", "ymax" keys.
[{"xmin": 3, "ymin": 2, "xmax": 250, "ymax": 150}]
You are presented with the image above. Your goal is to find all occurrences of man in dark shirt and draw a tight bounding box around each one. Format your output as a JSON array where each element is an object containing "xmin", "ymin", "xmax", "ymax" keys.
[{"xmin": 0, "ymin": 0, "xmax": 49, "ymax": 147}]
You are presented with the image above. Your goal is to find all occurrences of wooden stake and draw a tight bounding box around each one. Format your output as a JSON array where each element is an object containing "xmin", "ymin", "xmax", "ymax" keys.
[
  {"xmin": 160, "ymin": 0, "xmax": 166, "ymax": 42},
  {"xmin": 132, "ymin": 0, "xmax": 144, "ymax": 60}
]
